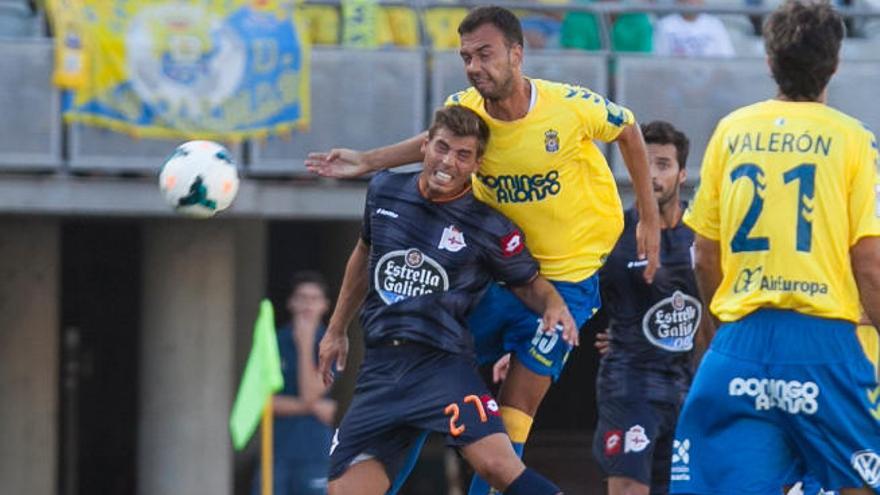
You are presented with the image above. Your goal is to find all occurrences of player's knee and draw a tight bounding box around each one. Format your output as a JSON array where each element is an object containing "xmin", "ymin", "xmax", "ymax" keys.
[
  {"xmin": 471, "ymin": 452, "xmax": 525, "ymax": 488},
  {"xmin": 607, "ymin": 476, "xmax": 649, "ymax": 495}
]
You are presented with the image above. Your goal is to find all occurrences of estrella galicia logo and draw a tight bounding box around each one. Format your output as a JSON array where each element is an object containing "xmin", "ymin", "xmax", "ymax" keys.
[
  {"xmin": 734, "ymin": 266, "xmax": 763, "ymax": 294},
  {"xmin": 544, "ymin": 129, "xmax": 559, "ymax": 153},
  {"xmin": 477, "ymin": 171, "xmax": 561, "ymax": 204},
  {"xmin": 374, "ymin": 248, "xmax": 449, "ymax": 304},
  {"xmin": 642, "ymin": 290, "xmax": 701, "ymax": 352}
]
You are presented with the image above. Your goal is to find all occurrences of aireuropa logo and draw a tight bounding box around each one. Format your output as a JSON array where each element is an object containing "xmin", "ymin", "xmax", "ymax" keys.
[
  {"xmin": 732, "ymin": 266, "xmax": 829, "ymax": 297},
  {"xmin": 733, "ymin": 266, "xmax": 763, "ymax": 294},
  {"xmin": 851, "ymin": 450, "xmax": 880, "ymax": 487},
  {"xmin": 729, "ymin": 377, "xmax": 820, "ymax": 415}
]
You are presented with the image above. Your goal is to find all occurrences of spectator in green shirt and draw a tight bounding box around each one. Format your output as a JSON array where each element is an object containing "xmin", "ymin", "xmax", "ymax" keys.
[{"xmin": 561, "ymin": 1, "xmax": 652, "ymax": 52}]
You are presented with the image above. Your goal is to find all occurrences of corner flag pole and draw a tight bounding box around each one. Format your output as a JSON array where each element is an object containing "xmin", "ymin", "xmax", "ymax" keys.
[
  {"xmin": 261, "ymin": 398, "xmax": 273, "ymax": 495},
  {"xmin": 260, "ymin": 395, "xmax": 275, "ymax": 495}
]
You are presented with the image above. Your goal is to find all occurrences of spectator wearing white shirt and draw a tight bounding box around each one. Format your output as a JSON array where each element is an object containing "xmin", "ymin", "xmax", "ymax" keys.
[{"xmin": 653, "ymin": 0, "xmax": 735, "ymax": 57}]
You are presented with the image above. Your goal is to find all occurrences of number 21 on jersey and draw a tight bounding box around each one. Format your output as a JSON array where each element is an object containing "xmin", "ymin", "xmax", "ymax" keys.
[{"xmin": 730, "ymin": 162, "xmax": 816, "ymax": 253}]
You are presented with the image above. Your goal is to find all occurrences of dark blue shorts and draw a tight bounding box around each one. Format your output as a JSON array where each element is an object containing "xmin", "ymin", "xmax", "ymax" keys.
[
  {"xmin": 469, "ymin": 275, "xmax": 601, "ymax": 380},
  {"xmin": 592, "ymin": 398, "xmax": 680, "ymax": 494},
  {"xmin": 328, "ymin": 342, "xmax": 505, "ymax": 482},
  {"xmin": 671, "ymin": 310, "xmax": 880, "ymax": 494}
]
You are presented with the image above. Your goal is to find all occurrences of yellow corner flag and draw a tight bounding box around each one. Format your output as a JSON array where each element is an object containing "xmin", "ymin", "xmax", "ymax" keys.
[{"xmin": 230, "ymin": 299, "xmax": 284, "ymax": 451}]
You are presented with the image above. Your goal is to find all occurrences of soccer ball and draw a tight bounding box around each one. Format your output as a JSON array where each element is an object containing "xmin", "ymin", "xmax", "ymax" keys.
[{"xmin": 159, "ymin": 140, "xmax": 240, "ymax": 218}]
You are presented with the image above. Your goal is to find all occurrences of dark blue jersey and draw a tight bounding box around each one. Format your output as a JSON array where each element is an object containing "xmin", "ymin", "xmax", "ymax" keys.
[
  {"xmin": 359, "ymin": 172, "xmax": 539, "ymax": 355},
  {"xmin": 597, "ymin": 205, "xmax": 701, "ymax": 404}
]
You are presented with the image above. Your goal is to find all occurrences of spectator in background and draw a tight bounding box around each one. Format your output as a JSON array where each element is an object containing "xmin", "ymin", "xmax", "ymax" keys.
[
  {"xmin": 517, "ymin": 0, "xmax": 569, "ymax": 49},
  {"xmin": 251, "ymin": 271, "xmax": 337, "ymax": 495},
  {"xmin": 424, "ymin": 3, "xmax": 469, "ymax": 49},
  {"xmin": 653, "ymin": 0, "xmax": 735, "ymax": 57},
  {"xmin": 561, "ymin": 0, "xmax": 653, "ymax": 52}
]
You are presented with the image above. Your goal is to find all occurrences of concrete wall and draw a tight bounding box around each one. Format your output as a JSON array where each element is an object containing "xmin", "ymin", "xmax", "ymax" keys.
[
  {"xmin": 138, "ymin": 219, "xmax": 266, "ymax": 495},
  {"xmin": 0, "ymin": 218, "xmax": 59, "ymax": 495}
]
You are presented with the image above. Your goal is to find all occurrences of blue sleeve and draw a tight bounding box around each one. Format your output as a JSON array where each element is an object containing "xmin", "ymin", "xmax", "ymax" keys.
[
  {"xmin": 481, "ymin": 216, "xmax": 539, "ymax": 286},
  {"xmin": 361, "ymin": 177, "xmax": 377, "ymax": 244}
]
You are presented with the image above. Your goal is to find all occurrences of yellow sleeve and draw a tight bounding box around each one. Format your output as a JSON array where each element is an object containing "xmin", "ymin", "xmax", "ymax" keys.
[
  {"xmin": 568, "ymin": 87, "xmax": 635, "ymax": 143},
  {"xmin": 848, "ymin": 129, "xmax": 880, "ymax": 246},
  {"xmin": 444, "ymin": 90, "xmax": 469, "ymax": 107},
  {"xmin": 683, "ymin": 124, "xmax": 726, "ymax": 241}
]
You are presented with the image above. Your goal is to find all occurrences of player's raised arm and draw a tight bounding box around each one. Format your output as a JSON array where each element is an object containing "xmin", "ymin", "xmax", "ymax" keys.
[
  {"xmin": 318, "ymin": 239, "xmax": 370, "ymax": 386},
  {"xmin": 616, "ymin": 122, "xmax": 661, "ymax": 284},
  {"xmin": 691, "ymin": 233, "xmax": 723, "ymax": 330},
  {"xmin": 305, "ymin": 132, "xmax": 428, "ymax": 179},
  {"xmin": 508, "ymin": 275, "xmax": 579, "ymax": 347}
]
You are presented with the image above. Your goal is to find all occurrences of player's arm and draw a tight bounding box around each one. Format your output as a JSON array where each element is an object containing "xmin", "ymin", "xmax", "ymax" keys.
[
  {"xmin": 852, "ymin": 236, "xmax": 880, "ymax": 329},
  {"xmin": 508, "ymin": 275, "xmax": 579, "ymax": 346},
  {"xmin": 692, "ymin": 233, "xmax": 723, "ymax": 330},
  {"xmin": 616, "ymin": 123, "xmax": 661, "ymax": 284},
  {"xmin": 305, "ymin": 132, "xmax": 428, "ymax": 179},
  {"xmin": 318, "ymin": 239, "xmax": 370, "ymax": 386}
]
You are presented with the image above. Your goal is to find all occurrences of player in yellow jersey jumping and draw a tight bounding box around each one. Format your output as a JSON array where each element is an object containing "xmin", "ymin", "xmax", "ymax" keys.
[
  {"xmin": 306, "ymin": 6, "xmax": 660, "ymax": 494},
  {"xmin": 673, "ymin": 1, "xmax": 880, "ymax": 493}
]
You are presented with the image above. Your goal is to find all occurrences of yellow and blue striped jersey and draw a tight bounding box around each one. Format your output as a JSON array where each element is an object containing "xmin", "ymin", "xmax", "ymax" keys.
[
  {"xmin": 446, "ymin": 79, "xmax": 634, "ymax": 282},
  {"xmin": 685, "ymin": 100, "xmax": 880, "ymax": 323}
]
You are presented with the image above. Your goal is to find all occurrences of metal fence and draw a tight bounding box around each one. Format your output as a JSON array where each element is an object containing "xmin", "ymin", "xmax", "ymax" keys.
[{"xmin": 2, "ymin": 33, "xmax": 880, "ymax": 180}]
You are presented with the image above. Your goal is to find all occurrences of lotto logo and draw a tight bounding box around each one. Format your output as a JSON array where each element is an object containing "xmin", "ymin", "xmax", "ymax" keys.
[
  {"xmin": 729, "ymin": 377, "xmax": 819, "ymax": 415},
  {"xmin": 672, "ymin": 439, "xmax": 690, "ymax": 465},
  {"xmin": 851, "ymin": 450, "xmax": 880, "ymax": 487},
  {"xmin": 604, "ymin": 430, "xmax": 622, "ymax": 456}
]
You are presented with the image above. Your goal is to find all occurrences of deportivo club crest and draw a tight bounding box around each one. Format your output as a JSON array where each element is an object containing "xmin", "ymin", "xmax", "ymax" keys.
[{"xmin": 545, "ymin": 129, "xmax": 559, "ymax": 153}]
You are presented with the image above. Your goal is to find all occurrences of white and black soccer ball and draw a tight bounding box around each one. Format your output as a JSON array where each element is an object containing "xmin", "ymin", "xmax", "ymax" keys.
[{"xmin": 159, "ymin": 140, "xmax": 240, "ymax": 218}]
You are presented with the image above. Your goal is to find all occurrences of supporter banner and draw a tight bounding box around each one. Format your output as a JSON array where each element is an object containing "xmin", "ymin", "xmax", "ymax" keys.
[{"xmin": 49, "ymin": 0, "xmax": 310, "ymax": 139}]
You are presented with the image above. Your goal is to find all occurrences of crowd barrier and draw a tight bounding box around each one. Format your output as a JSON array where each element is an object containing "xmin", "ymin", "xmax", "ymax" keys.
[{"xmin": 1, "ymin": 40, "xmax": 879, "ymax": 179}]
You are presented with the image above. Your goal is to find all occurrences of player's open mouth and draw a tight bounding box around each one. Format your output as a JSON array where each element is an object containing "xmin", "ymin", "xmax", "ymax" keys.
[{"xmin": 434, "ymin": 170, "xmax": 453, "ymax": 184}]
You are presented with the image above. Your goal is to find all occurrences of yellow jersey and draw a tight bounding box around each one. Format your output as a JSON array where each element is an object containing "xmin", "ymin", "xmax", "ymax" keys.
[
  {"xmin": 446, "ymin": 79, "xmax": 633, "ymax": 281},
  {"xmin": 685, "ymin": 100, "xmax": 880, "ymax": 323}
]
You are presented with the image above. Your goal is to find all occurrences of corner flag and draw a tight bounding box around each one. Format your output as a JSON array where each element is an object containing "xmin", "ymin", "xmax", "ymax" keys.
[{"xmin": 229, "ymin": 299, "xmax": 284, "ymax": 450}]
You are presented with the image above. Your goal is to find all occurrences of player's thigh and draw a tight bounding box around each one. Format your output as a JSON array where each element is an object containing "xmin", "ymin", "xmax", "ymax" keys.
[
  {"xmin": 328, "ymin": 458, "xmax": 389, "ymax": 495},
  {"xmin": 650, "ymin": 402, "xmax": 681, "ymax": 495},
  {"xmin": 460, "ymin": 432, "xmax": 526, "ymax": 488},
  {"xmin": 503, "ymin": 276, "xmax": 601, "ymax": 381},
  {"xmin": 670, "ymin": 348, "xmax": 801, "ymax": 494},
  {"xmin": 592, "ymin": 398, "xmax": 664, "ymax": 487},
  {"xmin": 401, "ymin": 350, "xmax": 508, "ymax": 463},
  {"xmin": 497, "ymin": 355, "xmax": 552, "ymax": 416},
  {"xmin": 468, "ymin": 281, "xmax": 519, "ymax": 366},
  {"xmin": 781, "ymin": 344, "xmax": 880, "ymax": 492},
  {"xmin": 328, "ymin": 348, "xmax": 430, "ymax": 484}
]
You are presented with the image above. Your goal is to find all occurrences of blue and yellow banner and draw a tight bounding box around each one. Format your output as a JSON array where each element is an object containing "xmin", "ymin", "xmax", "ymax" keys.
[{"xmin": 48, "ymin": 0, "xmax": 310, "ymax": 140}]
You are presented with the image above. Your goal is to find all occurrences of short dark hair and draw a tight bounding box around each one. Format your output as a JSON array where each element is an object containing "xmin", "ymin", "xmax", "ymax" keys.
[
  {"xmin": 428, "ymin": 106, "xmax": 491, "ymax": 158},
  {"xmin": 289, "ymin": 270, "xmax": 329, "ymax": 297},
  {"xmin": 458, "ymin": 6, "xmax": 524, "ymax": 48},
  {"xmin": 642, "ymin": 121, "xmax": 689, "ymax": 170},
  {"xmin": 764, "ymin": 0, "xmax": 844, "ymax": 101}
]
